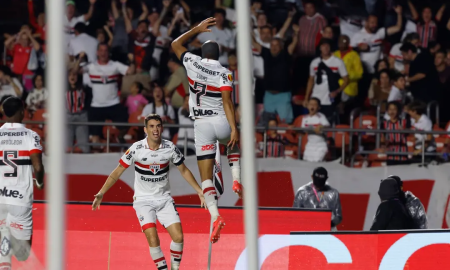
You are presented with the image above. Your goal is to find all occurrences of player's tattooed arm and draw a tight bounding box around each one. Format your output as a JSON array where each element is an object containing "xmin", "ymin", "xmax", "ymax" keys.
[{"xmin": 92, "ymin": 164, "xmax": 127, "ymax": 210}]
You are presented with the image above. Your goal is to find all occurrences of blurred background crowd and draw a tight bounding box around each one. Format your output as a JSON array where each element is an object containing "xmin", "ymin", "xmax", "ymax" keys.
[{"xmin": 1, "ymin": 0, "xmax": 450, "ymax": 166}]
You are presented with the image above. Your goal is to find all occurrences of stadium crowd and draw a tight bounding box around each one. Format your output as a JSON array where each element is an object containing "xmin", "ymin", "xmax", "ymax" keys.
[{"xmin": 1, "ymin": 0, "xmax": 450, "ymax": 166}]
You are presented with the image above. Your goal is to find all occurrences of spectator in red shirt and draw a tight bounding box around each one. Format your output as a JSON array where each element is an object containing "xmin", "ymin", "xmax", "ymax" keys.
[
  {"xmin": 409, "ymin": 2, "xmax": 446, "ymax": 48},
  {"xmin": 4, "ymin": 28, "xmax": 41, "ymax": 92},
  {"xmin": 124, "ymin": 16, "xmax": 155, "ymax": 73},
  {"xmin": 27, "ymin": 0, "xmax": 46, "ymax": 40}
]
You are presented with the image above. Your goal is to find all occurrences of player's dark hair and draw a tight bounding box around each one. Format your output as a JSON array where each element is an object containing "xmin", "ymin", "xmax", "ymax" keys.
[
  {"xmin": 144, "ymin": 114, "xmax": 163, "ymax": 127},
  {"xmin": 133, "ymin": 81, "xmax": 144, "ymax": 92},
  {"xmin": 2, "ymin": 97, "xmax": 24, "ymax": 118},
  {"xmin": 406, "ymin": 101, "xmax": 426, "ymax": 115},
  {"xmin": 138, "ymin": 20, "xmax": 149, "ymax": 27},
  {"xmin": 309, "ymin": 97, "xmax": 321, "ymax": 107},
  {"xmin": 201, "ymin": 41, "xmax": 220, "ymax": 60},
  {"xmin": 214, "ymin": 8, "xmax": 226, "ymax": 18},
  {"xmin": 74, "ymin": 22, "xmax": 86, "ymax": 34}
]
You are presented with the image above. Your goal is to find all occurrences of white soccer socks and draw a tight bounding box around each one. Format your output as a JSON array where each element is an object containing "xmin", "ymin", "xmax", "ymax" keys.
[
  {"xmin": 0, "ymin": 227, "xmax": 12, "ymax": 270},
  {"xmin": 170, "ymin": 241, "xmax": 183, "ymax": 270},
  {"xmin": 227, "ymin": 146, "xmax": 241, "ymax": 183},
  {"xmin": 150, "ymin": 246, "xmax": 167, "ymax": 270},
  {"xmin": 202, "ymin": 179, "xmax": 220, "ymax": 220}
]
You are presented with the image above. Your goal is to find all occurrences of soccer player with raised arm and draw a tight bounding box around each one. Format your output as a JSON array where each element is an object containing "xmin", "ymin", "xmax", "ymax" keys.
[
  {"xmin": 92, "ymin": 114, "xmax": 206, "ymax": 270},
  {"xmin": 171, "ymin": 17, "xmax": 243, "ymax": 244},
  {"xmin": 0, "ymin": 97, "xmax": 45, "ymax": 269}
]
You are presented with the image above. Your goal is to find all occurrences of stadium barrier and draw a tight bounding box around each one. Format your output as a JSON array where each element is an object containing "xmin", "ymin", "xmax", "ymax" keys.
[{"xmin": 4, "ymin": 120, "xmax": 450, "ymax": 166}]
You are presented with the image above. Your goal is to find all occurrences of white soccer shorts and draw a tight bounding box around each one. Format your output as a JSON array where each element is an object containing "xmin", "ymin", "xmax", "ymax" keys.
[
  {"xmin": 194, "ymin": 115, "xmax": 231, "ymax": 160},
  {"xmin": 303, "ymin": 142, "xmax": 328, "ymax": 162},
  {"xmin": 133, "ymin": 198, "xmax": 180, "ymax": 231},
  {"xmin": 0, "ymin": 205, "xmax": 32, "ymax": 241}
]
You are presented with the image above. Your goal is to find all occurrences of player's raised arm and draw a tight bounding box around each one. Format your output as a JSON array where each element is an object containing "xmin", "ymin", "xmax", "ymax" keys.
[
  {"xmin": 92, "ymin": 146, "xmax": 135, "ymax": 210},
  {"xmin": 171, "ymin": 17, "xmax": 216, "ymax": 60}
]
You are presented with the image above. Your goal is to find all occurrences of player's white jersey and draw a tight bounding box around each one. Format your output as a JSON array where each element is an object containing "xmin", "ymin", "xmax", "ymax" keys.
[
  {"xmin": 301, "ymin": 113, "xmax": 330, "ymax": 144},
  {"xmin": 181, "ymin": 52, "xmax": 233, "ymax": 118},
  {"xmin": 119, "ymin": 138, "xmax": 185, "ymax": 201},
  {"xmin": 0, "ymin": 123, "xmax": 42, "ymax": 207}
]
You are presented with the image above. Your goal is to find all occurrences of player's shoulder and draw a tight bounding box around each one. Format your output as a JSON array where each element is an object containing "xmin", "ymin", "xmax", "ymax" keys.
[
  {"xmin": 131, "ymin": 139, "xmax": 146, "ymax": 151},
  {"xmin": 181, "ymin": 51, "xmax": 201, "ymax": 64},
  {"xmin": 160, "ymin": 139, "xmax": 176, "ymax": 149}
]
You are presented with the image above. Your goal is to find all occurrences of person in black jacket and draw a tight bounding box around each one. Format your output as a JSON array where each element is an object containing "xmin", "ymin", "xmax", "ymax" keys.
[{"xmin": 370, "ymin": 177, "xmax": 414, "ymax": 231}]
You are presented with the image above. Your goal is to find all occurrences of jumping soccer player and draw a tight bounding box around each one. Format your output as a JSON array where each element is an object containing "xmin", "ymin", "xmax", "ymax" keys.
[
  {"xmin": 0, "ymin": 97, "xmax": 45, "ymax": 269},
  {"xmin": 171, "ymin": 17, "xmax": 243, "ymax": 243},
  {"xmin": 92, "ymin": 114, "xmax": 205, "ymax": 270}
]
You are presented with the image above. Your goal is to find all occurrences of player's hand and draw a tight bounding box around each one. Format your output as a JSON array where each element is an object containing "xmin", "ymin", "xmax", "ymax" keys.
[
  {"xmin": 303, "ymin": 99, "xmax": 309, "ymax": 108},
  {"xmin": 92, "ymin": 193, "xmax": 104, "ymax": 211},
  {"xmin": 194, "ymin": 17, "xmax": 216, "ymax": 34},
  {"xmin": 33, "ymin": 178, "xmax": 44, "ymax": 190},
  {"xmin": 227, "ymin": 128, "xmax": 239, "ymax": 149},
  {"xmin": 329, "ymin": 90, "xmax": 339, "ymax": 99},
  {"xmin": 198, "ymin": 193, "xmax": 207, "ymax": 209},
  {"xmin": 394, "ymin": 5, "xmax": 402, "ymax": 14}
]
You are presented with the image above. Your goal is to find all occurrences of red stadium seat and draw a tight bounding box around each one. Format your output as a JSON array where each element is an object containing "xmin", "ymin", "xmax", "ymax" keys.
[
  {"xmin": 433, "ymin": 124, "xmax": 444, "ymax": 139},
  {"xmin": 436, "ymin": 137, "xmax": 446, "ymax": 152},
  {"xmin": 293, "ymin": 115, "xmax": 304, "ymax": 127},
  {"xmin": 284, "ymin": 145, "xmax": 298, "ymax": 159},
  {"xmin": 277, "ymin": 124, "xmax": 297, "ymax": 144},
  {"xmin": 353, "ymin": 115, "xmax": 378, "ymax": 144},
  {"xmin": 368, "ymin": 149, "xmax": 387, "ymax": 161},
  {"xmin": 327, "ymin": 124, "xmax": 350, "ymax": 148},
  {"xmin": 371, "ymin": 161, "xmax": 387, "ymax": 167}
]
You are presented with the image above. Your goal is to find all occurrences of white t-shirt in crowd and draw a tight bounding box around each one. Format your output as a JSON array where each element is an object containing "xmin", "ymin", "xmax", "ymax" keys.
[
  {"xmin": 351, "ymin": 27, "xmax": 386, "ymax": 74},
  {"xmin": 26, "ymin": 88, "xmax": 48, "ymax": 111},
  {"xmin": 301, "ymin": 112, "xmax": 330, "ymax": 144},
  {"xmin": 64, "ymin": 15, "xmax": 86, "ymax": 44},
  {"xmin": 83, "ymin": 60, "xmax": 129, "ymax": 107},
  {"xmin": 197, "ymin": 26, "xmax": 235, "ymax": 66},
  {"xmin": 411, "ymin": 114, "xmax": 436, "ymax": 151},
  {"xmin": 389, "ymin": 43, "xmax": 404, "ymax": 72},
  {"xmin": 68, "ymin": 33, "xmax": 98, "ymax": 63},
  {"xmin": 141, "ymin": 103, "xmax": 176, "ymax": 139},
  {"xmin": 0, "ymin": 78, "xmax": 23, "ymax": 100},
  {"xmin": 401, "ymin": 20, "xmax": 417, "ymax": 41},
  {"xmin": 309, "ymin": 56, "xmax": 348, "ymax": 106}
]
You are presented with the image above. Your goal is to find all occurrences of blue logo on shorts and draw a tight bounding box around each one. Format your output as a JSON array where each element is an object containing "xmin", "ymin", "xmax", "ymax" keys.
[{"xmin": 139, "ymin": 215, "xmax": 144, "ymax": 222}]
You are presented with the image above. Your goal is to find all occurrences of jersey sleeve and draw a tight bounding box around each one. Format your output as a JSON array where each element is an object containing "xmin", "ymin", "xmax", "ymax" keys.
[
  {"xmin": 29, "ymin": 131, "xmax": 43, "ymax": 154},
  {"xmin": 337, "ymin": 58, "xmax": 348, "ymax": 77},
  {"xmin": 181, "ymin": 51, "xmax": 198, "ymax": 69},
  {"xmin": 115, "ymin": 61, "xmax": 129, "ymax": 75},
  {"xmin": 170, "ymin": 144, "xmax": 185, "ymax": 166},
  {"xmin": 321, "ymin": 114, "xmax": 330, "ymax": 127},
  {"xmin": 119, "ymin": 145, "xmax": 136, "ymax": 168},
  {"xmin": 219, "ymin": 71, "xmax": 233, "ymax": 91},
  {"xmin": 378, "ymin": 28, "xmax": 387, "ymax": 40}
]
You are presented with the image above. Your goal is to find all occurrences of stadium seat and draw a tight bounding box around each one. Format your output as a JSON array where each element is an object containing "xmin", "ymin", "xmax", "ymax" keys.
[
  {"xmin": 407, "ymin": 135, "xmax": 415, "ymax": 158},
  {"xmin": 128, "ymin": 111, "xmax": 143, "ymax": 123},
  {"xmin": 327, "ymin": 124, "xmax": 350, "ymax": 148},
  {"xmin": 436, "ymin": 137, "xmax": 446, "ymax": 152},
  {"xmin": 368, "ymin": 149, "xmax": 387, "ymax": 161},
  {"xmin": 352, "ymin": 115, "xmax": 378, "ymax": 144},
  {"xmin": 370, "ymin": 161, "xmax": 387, "ymax": 167},
  {"xmin": 255, "ymin": 132, "xmax": 263, "ymax": 143},
  {"xmin": 433, "ymin": 124, "xmax": 444, "ymax": 138},
  {"xmin": 292, "ymin": 115, "xmax": 304, "ymax": 127},
  {"xmin": 284, "ymin": 145, "xmax": 298, "ymax": 159},
  {"xmin": 102, "ymin": 121, "xmax": 120, "ymax": 143},
  {"xmin": 277, "ymin": 124, "xmax": 297, "ymax": 144}
]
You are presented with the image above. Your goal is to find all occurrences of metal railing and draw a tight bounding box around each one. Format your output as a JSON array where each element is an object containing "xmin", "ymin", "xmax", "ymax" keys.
[{"xmin": 6, "ymin": 120, "xmax": 449, "ymax": 167}]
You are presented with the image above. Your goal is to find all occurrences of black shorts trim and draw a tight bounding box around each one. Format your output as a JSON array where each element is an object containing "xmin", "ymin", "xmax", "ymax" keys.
[{"xmin": 197, "ymin": 153, "xmax": 216, "ymax": 161}]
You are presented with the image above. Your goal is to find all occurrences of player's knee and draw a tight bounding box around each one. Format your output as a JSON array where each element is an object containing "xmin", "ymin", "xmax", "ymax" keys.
[
  {"xmin": 148, "ymin": 235, "xmax": 160, "ymax": 247},
  {"xmin": 172, "ymin": 232, "xmax": 183, "ymax": 243}
]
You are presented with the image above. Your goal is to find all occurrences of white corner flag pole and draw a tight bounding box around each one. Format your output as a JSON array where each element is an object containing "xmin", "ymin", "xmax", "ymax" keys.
[
  {"xmin": 236, "ymin": 0, "xmax": 260, "ymax": 269},
  {"xmin": 46, "ymin": 0, "xmax": 67, "ymax": 269}
]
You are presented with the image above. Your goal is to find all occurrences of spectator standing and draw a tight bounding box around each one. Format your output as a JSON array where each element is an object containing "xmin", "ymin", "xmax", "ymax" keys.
[
  {"xmin": 165, "ymin": 55, "xmax": 189, "ymax": 110},
  {"xmin": 67, "ymin": 69, "xmax": 91, "ymax": 154},
  {"xmin": 401, "ymin": 43, "xmax": 439, "ymax": 103},
  {"xmin": 27, "ymin": 0, "xmax": 46, "ymax": 40},
  {"xmin": 408, "ymin": 2, "xmax": 446, "ymax": 48},
  {"xmin": 4, "ymin": 28, "xmax": 41, "ymax": 92},
  {"xmin": 255, "ymin": 9, "xmax": 295, "ymax": 49},
  {"xmin": 110, "ymin": 0, "xmax": 148, "ymax": 62},
  {"xmin": 388, "ymin": 72, "xmax": 406, "ymax": 103},
  {"xmin": 97, "ymin": 26, "xmax": 114, "ymax": 48},
  {"xmin": 405, "ymin": 101, "xmax": 436, "ymax": 162},
  {"xmin": 293, "ymin": 167, "xmax": 342, "ymax": 231},
  {"xmin": 68, "ymin": 23, "xmax": 98, "ymax": 63},
  {"xmin": 253, "ymin": 25, "xmax": 299, "ymax": 123},
  {"xmin": 370, "ymin": 177, "xmax": 414, "ymax": 231},
  {"xmin": 79, "ymin": 45, "xmax": 135, "ymax": 145},
  {"xmin": 350, "ymin": 6, "xmax": 403, "ymax": 102},
  {"xmin": 65, "ymin": 0, "xmax": 96, "ymax": 45},
  {"xmin": 0, "ymin": 67, "xmax": 23, "ymax": 100},
  {"xmin": 195, "ymin": 9, "xmax": 235, "ymax": 66},
  {"xmin": 369, "ymin": 69, "xmax": 391, "ymax": 107},
  {"xmin": 149, "ymin": 0, "xmax": 171, "ymax": 82},
  {"xmin": 125, "ymin": 82, "xmax": 148, "ymax": 115},
  {"xmin": 301, "ymin": 98, "xmax": 330, "ymax": 162},
  {"xmin": 333, "ymin": 35, "xmax": 363, "ymax": 115},
  {"xmin": 141, "ymin": 85, "xmax": 175, "ymax": 140},
  {"xmin": 389, "ymin": 33, "xmax": 421, "ymax": 73},
  {"xmin": 435, "ymin": 50, "xmax": 450, "ymax": 85},
  {"xmin": 26, "ymin": 73, "xmax": 48, "ymax": 113},
  {"xmin": 258, "ymin": 118, "xmax": 289, "ymax": 158},
  {"xmin": 124, "ymin": 17, "xmax": 155, "ymax": 73},
  {"xmin": 305, "ymin": 39, "xmax": 349, "ymax": 120},
  {"xmin": 176, "ymin": 96, "xmax": 195, "ymax": 155},
  {"xmin": 295, "ymin": 1, "xmax": 327, "ymax": 89},
  {"xmin": 380, "ymin": 101, "xmax": 410, "ymax": 165},
  {"xmin": 336, "ymin": 0, "xmax": 366, "ymax": 39}
]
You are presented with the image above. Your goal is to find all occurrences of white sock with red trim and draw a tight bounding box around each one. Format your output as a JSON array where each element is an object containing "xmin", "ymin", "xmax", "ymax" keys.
[
  {"xmin": 170, "ymin": 241, "xmax": 183, "ymax": 270},
  {"xmin": 150, "ymin": 246, "xmax": 167, "ymax": 270},
  {"xmin": 202, "ymin": 179, "xmax": 219, "ymax": 220},
  {"xmin": 227, "ymin": 145, "xmax": 241, "ymax": 183}
]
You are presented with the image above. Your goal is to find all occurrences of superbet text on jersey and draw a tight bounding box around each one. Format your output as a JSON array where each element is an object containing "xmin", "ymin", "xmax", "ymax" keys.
[
  {"xmin": 0, "ymin": 123, "xmax": 42, "ymax": 207},
  {"xmin": 181, "ymin": 52, "xmax": 233, "ymax": 118},
  {"xmin": 119, "ymin": 139, "xmax": 185, "ymax": 201}
]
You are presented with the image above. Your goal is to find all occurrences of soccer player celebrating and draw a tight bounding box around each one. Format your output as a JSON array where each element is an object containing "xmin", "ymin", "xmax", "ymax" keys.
[
  {"xmin": 171, "ymin": 17, "xmax": 243, "ymax": 243},
  {"xmin": 92, "ymin": 114, "xmax": 205, "ymax": 270},
  {"xmin": 0, "ymin": 97, "xmax": 45, "ymax": 269}
]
